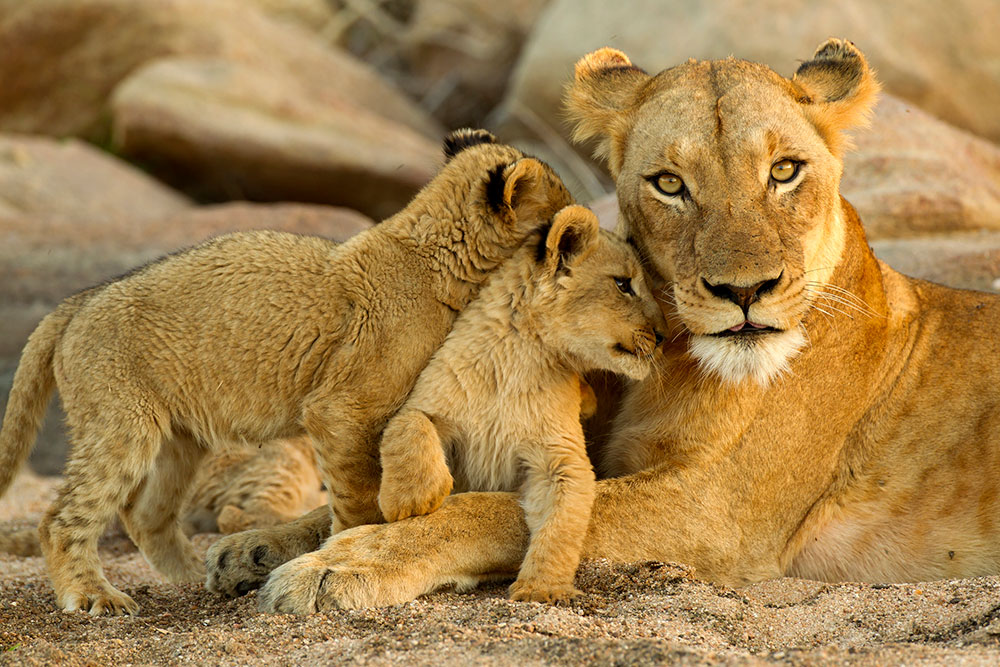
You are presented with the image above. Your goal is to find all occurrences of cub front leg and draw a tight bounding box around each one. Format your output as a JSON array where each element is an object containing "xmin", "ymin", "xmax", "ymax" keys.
[
  {"xmin": 378, "ymin": 409, "xmax": 454, "ymax": 522},
  {"xmin": 206, "ymin": 505, "xmax": 332, "ymax": 597},
  {"xmin": 509, "ymin": 440, "xmax": 596, "ymax": 603}
]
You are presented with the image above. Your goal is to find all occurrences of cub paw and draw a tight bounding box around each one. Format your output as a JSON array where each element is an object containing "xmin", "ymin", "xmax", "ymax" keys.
[
  {"xmin": 508, "ymin": 579, "xmax": 583, "ymax": 604},
  {"xmin": 378, "ymin": 461, "xmax": 453, "ymax": 523},
  {"xmin": 205, "ymin": 529, "xmax": 296, "ymax": 598},
  {"xmin": 59, "ymin": 584, "xmax": 139, "ymax": 616}
]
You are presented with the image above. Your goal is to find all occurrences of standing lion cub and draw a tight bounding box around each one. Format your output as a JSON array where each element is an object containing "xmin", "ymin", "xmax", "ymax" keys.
[
  {"xmin": 0, "ymin": 129, "xmax": 572, "ymax": 615},
  {"xmin": 374, "ymin": 205, "xmax": 665, "ymax": 603}
]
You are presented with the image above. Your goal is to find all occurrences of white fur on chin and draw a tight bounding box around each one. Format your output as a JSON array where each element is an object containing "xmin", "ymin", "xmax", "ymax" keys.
[{"xmin": 688, "ymin": 328, "xmax": 806, "ymax": 386}]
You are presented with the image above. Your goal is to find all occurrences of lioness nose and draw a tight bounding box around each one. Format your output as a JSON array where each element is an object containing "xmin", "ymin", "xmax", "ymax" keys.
[{"xmin": 702, "ymin": 276, "xmax": 780, "ymax": 314}]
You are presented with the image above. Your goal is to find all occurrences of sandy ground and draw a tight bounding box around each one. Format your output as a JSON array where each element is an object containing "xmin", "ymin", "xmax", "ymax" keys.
[{"xmin": 3, "ymin": 473, "xmax": 1000, "ymax": 665}]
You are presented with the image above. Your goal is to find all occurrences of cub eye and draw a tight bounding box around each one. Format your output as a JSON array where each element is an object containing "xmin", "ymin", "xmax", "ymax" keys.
[
  {"xmin": 651, "ymin": 172, "xmax": 685, "ymax": 196},
  {"xmin": 614, "ymin": 276, "xmax": 635, "ymax": 296},
  {"xmin": 770, "ymin": 159, "xmax": 800, "ymax": 183}
]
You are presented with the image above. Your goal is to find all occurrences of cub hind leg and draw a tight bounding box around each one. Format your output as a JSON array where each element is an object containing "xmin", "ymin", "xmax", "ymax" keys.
[
  {"xmin": 119, "ymin": 433, "xmax": 208, "ymax": 583},
  {"xmin": 39, "ymin": 404, "xmax": 168, "ymax": 615}
]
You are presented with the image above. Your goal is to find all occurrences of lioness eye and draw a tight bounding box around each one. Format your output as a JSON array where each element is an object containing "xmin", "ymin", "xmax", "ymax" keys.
[
  {"xmin": 614, "ymin": 277, "xmax": 634, "ymax": 295},
  {"xmin": 770, "ymin": 159, "xmax": 799, "ymax": 183},
  {"xmin": 652, "ymin": 173, "xmax": 684, "ymax": 196}
]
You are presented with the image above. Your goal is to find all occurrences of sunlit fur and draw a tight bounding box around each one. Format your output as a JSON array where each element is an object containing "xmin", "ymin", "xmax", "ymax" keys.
[
  {"xmin": 203, "ymin": 40, "xmax": 1000, "ymax": 613},
  {"xmin": 0, "ymin": 131, "xmax": 573, "ymax": 616},
  {"xmin": 375, "ymin": 205, "xmax": 664, "ymax": 604}
]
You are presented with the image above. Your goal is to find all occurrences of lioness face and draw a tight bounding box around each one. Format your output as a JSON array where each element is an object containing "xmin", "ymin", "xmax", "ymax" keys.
[{"xmin": 566, "ymin": 40, "xmax": 878, "ymax": 384}]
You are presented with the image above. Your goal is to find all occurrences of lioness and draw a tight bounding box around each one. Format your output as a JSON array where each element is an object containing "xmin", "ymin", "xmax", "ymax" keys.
[
  {"xmin": 372, "ymin": 205, "xmax": 664, "ymax": 604},
  {"xmin": 206, "ymin": 38, "xmax": 1000, "ymax": 614},
  {"xmin": 0, "ymin": 129, "xmax": 572, "ymax": 615}
]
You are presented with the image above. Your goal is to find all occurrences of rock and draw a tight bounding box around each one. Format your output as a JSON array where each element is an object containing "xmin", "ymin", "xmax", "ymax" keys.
[
  {"xmin": 366, "ymin": 0, "xmax": 550, "ymax": 129},
  {"xmin": 0, "ymin": 134, "xmax": 191, "ymax": 222},
  {"xmin": 843, "ymin": 96, "xmax": 1000, "ymax": 239},
  {"xmin": 0, "ymin": 0, "xmax": 439, "ymax": 141},
  {"xmin": 871, "ymin": 233, "xmax": 1000, "ymax": 294},
  {"xmin": 111, "ymin": 57, "xmax": 442, "ymax": 219},
  {"xmin": 0, "ymin": 202, "xmax": 374, "ymax": 474},
  {"xmin": 498, "ymin": 0, "xmax": 1000, "ymax": 144}
]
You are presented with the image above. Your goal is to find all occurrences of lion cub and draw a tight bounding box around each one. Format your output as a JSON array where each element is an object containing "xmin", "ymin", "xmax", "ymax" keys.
[
  {"xmin": 378, "ymin": 205, "xmax": 665, "ymax": 603},
  {"xmin": 0, "ymin": 437, "xmax": 324, "ymax": 557},
  {"xmin": 0, "ymin": 129, "xmax": 572, "ymax": 615}
]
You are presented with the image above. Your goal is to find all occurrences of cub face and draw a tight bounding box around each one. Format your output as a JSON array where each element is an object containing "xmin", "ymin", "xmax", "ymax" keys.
[
  {"xmin": 565, "ymin": 39, "xmax": 880, "ymax": 385},
  {"xmin": 535, "ymin": 205, "xmax": 665, "ymax": 381}
]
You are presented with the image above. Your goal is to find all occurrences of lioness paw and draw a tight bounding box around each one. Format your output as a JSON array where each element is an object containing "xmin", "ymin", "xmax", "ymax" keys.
[{"xmin": 508, "ymin": 579, "xmax": 583, "ymax": 604}]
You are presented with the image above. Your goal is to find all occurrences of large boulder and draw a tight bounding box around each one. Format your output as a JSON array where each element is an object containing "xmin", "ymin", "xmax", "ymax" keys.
[
  {"xmin": 0, "ymin": 133, "xmax": 191, "ymax": 222},
  {"xmin": 497, "ymin": 0, "xmax": 1000, "ymax": 145},
  {"xmin": 0, "ymin": 201, "xmax": 373, "ymax": 474},
  {"xmin": 371, "ymin": 0, "xmax": 550, "ymax": 129},
  {"xmin": 871, "ymin": 233, "xmax": 1000, "ymax": 294},
  {"xmin": 111, "ymin": 57, "xmax": 441, "ymax": 219},
  {"xmin": 844, "ymin": 96, "xmax": 1000, "ymax": 239},
  {"xmin": 0, "ymin": 0, "xmax": 438, "ymax": 141}
]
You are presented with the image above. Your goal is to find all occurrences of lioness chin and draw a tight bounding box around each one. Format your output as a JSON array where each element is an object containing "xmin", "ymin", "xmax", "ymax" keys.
[{"xmin": 204, "ymin": 39, "xmax": 1000, "ymax": 613}]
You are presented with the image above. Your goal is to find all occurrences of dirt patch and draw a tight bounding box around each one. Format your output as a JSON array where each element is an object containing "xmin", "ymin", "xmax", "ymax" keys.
[{"xmin": 3, "ymin": 473, "xmax": 1000, "ymax": 665}]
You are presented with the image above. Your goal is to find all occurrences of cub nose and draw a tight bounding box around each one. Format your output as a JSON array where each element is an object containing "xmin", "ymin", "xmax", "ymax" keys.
[
  {"xmin": 654, "ymin": 330, "xmax": 664, "ymax": 346},
  {"xmin": 702, "ymin": 275, "xmax": 781, "ymax": 314}
]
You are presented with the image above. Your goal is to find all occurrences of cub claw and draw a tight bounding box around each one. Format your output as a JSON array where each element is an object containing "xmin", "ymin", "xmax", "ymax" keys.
[{"xmin": 508, "ymin": 580, "xmax": 583, "ymax": 604}]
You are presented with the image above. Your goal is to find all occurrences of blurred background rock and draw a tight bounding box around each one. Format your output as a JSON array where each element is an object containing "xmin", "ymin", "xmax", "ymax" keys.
[{"xmin": 1, "ymin": 0, "xmax": 998, "ymax": 473}]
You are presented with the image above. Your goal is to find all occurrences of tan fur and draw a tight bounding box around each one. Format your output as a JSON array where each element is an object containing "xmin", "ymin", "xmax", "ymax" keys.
[
  {"xmin": 375, "ymin": 205, "xmax": 664, "ymax": 604},
  {"xmin": 0, "ymin": 437, "xmax": 324, "ymax": 556},
  {"xmin": 205, "ymin": 39, "xmax": 1000, "ymax": 613},
  {"xmin": 182, "ymin": 436, "xmax": 325, "ymax": 536},
  {"xmin": 0, "ymin": 130, "xmax": 572, "ymax": 615}
]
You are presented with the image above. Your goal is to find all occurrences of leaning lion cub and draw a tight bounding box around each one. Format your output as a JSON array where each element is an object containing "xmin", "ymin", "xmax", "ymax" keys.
[
  {"xmin": 378, "ymin": 205, "xmax": 665, "ymax": 602},
  {"xmin": 0, "ymin": 129, "xmax": 572, "ymax": 616}
]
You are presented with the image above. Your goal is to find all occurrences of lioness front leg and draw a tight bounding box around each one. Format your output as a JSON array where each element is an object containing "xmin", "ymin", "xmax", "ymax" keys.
[
  {"xmin": 205, "ymin": 505, "xmax": 332, "ymax": 597},
  {"xmin": 257, "ymin": 492, "xmax": 529, "ymax": 613},
  {"xmin": 378, "ymin": 409, "xmax": 454, "ymax": 522},
  {"xmin": 508, "ymin": 444, "xmax": 595, "ymax": 603}
]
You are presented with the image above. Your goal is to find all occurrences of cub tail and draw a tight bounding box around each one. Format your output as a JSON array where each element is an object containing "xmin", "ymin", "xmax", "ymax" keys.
[{"xmin": 0, "ymin": 292, "xmax": 89, "ymax": 497}]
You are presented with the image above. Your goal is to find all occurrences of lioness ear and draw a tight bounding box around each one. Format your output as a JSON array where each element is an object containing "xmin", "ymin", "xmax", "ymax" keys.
[
  {"xmin": 565, "ymin": 47, "xmax": 650, "ymax": 177},
  {"xmin": 540, "ymin": 205, "xmax": 600, "ymax": 275},
  {"xmin": 488, "ymin": 157, "xmax": 558, "ymax": 222},
  {"xmin": 792, "ymin": 38, "xmax": 880, "ymax": 157}
]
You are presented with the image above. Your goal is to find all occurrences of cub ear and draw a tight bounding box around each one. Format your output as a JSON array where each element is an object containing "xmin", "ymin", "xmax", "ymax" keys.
[
  {"xmin": 564, "ymin": 47, "xmax": 650, "ymax": 177},
  {"xmin": 488, "ymin": 157, "xmax": 565, "ymax": 223},
  {"xmin": 540, "ymin": 205, "xmax": 600, "ymax": 275},
  {"xmin": 443, "ymin": 128, "xmax": 498, "ymax": 162},
  {"xmin": 792, "ymin": 38, "xmax": 881, "ymax": 157}
]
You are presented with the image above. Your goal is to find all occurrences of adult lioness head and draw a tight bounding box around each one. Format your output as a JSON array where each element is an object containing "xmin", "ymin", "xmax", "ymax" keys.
[{"xmin": 567, "ymin": 39, "xmax": 879, "ymax": 384}]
